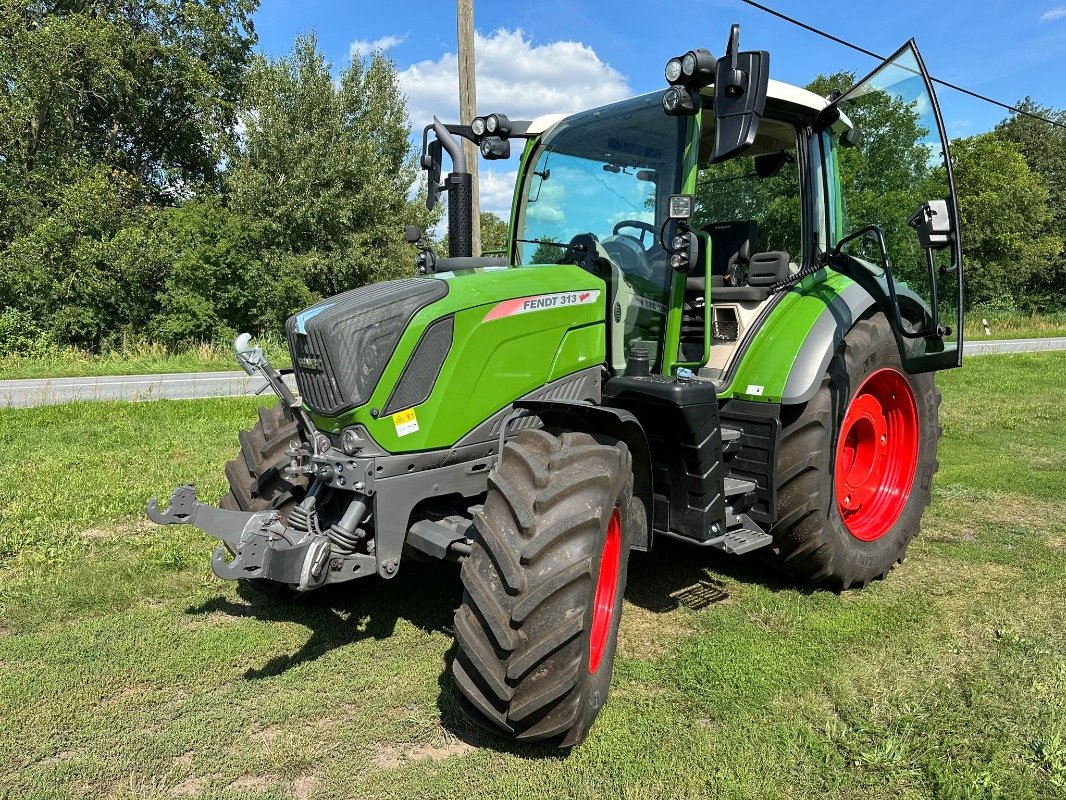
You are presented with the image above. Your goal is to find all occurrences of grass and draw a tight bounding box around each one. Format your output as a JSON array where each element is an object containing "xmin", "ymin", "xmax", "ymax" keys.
[
  {"xmin": 0, "ymin": 353, "xmax": 1064, "ymax": 799},
  {"xmin": 0, "ymin": 336, "xmax": 290, "ymax": 381},
  {"xmin": 964, "ymin": 310, "xmax": 1066, "ymax": 341}
]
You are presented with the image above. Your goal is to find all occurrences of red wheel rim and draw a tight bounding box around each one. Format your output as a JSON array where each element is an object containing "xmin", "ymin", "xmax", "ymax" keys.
[
  {"xmin": 834, "ymin": 368, "xmax": 919, "ymax": 542},
  {"xmin": 589, "ymin": 507, "xmax": 622, "ymax": 674}
]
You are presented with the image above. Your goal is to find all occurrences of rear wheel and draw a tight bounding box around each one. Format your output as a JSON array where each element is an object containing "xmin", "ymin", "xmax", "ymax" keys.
[
  {"xmin": 767, "ymin": 314, "xmax": 941, "ymax": 589},
  {"xmin": 220, "ymin": 402, "xmax": 310, "ymax": 599},
  {"xmin": 451, "ymin": 429, "xmax": 634, "ymax": 747}
]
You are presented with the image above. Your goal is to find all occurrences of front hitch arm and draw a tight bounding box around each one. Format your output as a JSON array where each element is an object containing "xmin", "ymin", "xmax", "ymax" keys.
[{"xmin": 146, "ymin": 484, "xmax": 332, "ymax": 589}]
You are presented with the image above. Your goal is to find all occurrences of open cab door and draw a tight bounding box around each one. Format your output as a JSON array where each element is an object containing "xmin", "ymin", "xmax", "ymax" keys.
[{"xmin": 827, "ymin": 41, "xmax": 963, "ymax": 372}]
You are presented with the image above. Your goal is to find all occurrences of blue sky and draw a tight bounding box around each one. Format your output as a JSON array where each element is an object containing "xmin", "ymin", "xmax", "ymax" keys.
[{"xmin": 252, "ymin": 0, "xmax": 1066, "ymax": 217}]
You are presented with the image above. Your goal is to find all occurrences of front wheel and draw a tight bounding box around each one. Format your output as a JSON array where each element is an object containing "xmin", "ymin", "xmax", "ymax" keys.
[
  {"xmin": 767, "ymin": 313, "xmax": 941, "ymax": 589},
  {"xmin": 451, "ymin": 429, "xmax": 635, "ymax": 747}
]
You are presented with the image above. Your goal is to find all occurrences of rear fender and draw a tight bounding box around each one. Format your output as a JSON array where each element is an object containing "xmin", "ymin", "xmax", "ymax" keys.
[{"xmin": 724, "ymin": 274, "xmax": 877, "ymax": 405}]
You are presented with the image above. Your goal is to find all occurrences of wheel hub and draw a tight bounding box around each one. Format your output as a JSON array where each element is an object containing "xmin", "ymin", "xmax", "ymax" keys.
[
  {"xmin": 589, "ymin": 507, "xmax": 622, "ymax": 674},
  {"xmin": 834, "ymin": 368, "xmax": 919, "ymax": 541}
]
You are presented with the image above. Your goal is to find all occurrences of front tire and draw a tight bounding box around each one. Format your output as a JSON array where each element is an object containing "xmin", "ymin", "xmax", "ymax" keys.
[
  {"xmin": 219, "ymin": 403, "xmax": 310, "ymax": 599},
  {"xmin": 767, "ymin": 314, "xmax": 941, "ymax": 589},
  {"xmin": 451, "ymin": 429, "xmax": 634, "ymax": 747}
]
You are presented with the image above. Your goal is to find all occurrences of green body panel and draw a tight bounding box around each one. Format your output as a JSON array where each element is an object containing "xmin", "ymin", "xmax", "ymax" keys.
[
  {"xmin": 719, "ymin": 270, "xmax": 858, "ymax": 403},
  {"xmin": 662, "ymin": 115, "xmax": 703, "ymax": 376},
  {"xmin": 308, "ymin": 265, "xmax": 606, "ymax": 452}
]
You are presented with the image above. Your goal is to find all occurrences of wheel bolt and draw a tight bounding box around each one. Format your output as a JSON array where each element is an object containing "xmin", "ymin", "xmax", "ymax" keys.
[{"xmin": 844, "ymin": 495, "xmax": 851, "ymax": 507}]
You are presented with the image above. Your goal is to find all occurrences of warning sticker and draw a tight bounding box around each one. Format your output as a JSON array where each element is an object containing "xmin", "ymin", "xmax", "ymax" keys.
[
  {"xmin": 484, "ymin": 290, "xmax": 601, "ymax": 321},
  {"xmin": 391, "ymin": 408, "xmax": 419, "ymax": 437}
]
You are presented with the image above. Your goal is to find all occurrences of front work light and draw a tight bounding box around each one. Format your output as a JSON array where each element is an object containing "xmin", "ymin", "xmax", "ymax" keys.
[
  {"xmin": 662, "ymin": 85, "xmax": 700, "ymax": 116},
  {"xmin": 665, "ymin": 57, "xmax": 684, "ymax": 84},
  {"xmin": 485, "ymin": 113, "xmax": 511, "ymax": 137},
  {"xmin": 680, "ymin": 48, "xmax": 716, "ymax": 86}
]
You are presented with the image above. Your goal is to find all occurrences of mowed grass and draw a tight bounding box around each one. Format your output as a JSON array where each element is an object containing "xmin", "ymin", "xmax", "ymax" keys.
[{"xmin": 0, "ymin": 354, "xmax": 1064, "ymax": 799}]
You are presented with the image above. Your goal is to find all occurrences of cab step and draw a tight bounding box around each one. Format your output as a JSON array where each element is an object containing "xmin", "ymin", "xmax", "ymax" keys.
[
  {"xmin": 721, "ymin": 426, "xmax": 742, "ymax": 454},
  {"xmin": 724, "ymin": 476, "xmax": 756, "ymax": 498},
  {"xmin": 705, "ymin": 526, "xmax": 773, "ymax": 555}
]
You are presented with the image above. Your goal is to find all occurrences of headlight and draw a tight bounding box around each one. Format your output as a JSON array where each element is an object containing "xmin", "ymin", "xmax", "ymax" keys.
[
  {"xmin": 470, "ymin": 116, "xmax": 486, "ymax": 136},
  {"xmin": 665, "ymin": 57, "xmax": 683, "ymax": 84},
  {"xmin": 682, "ymin": 52, "xmax": 697, "ymax": 78},
  {"xmin": 341, "ymin": 429, "xmax": 360, "ymax": 454}
]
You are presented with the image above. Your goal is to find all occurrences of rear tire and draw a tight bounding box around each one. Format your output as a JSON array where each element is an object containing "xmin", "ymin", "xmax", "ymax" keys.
[
  {"xmin": 220, "ymin": 403, "xmax": 310, "ymax": 599},
  {"xmin": 766, "ymin": 314, "xmax": 941, "ymax": 589},
  {"xmin": 451, "ymin": 429, "xmax": 634, "ymax": 747}
]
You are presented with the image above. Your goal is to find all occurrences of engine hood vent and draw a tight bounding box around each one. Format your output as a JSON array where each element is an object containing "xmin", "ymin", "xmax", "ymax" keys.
[{"xmin": 286, "ymin": 278, "xmax": 449, "ymax": 416}]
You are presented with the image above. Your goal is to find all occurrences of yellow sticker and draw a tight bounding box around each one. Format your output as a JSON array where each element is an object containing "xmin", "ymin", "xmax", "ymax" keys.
[{"xmin": 391, "ymin": 408, "xmax": 419, "ymax": 437}]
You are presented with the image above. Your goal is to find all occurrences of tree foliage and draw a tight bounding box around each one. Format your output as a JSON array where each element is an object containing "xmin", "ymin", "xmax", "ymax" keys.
[
  {"xmin": 226, "ymin": 34, "xmax": 436, "ymax": 298},
  {"xmin": 1, "ymin": 16, "xmax": 435, "ymax": 351},
  {"xmin": 951, "ymin": 133, "xmax": 1062, "ymax": 308}
]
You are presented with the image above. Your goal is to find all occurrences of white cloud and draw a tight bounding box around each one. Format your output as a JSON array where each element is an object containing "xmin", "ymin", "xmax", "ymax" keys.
[
  {"xmin": 478, "ymin": 169, "xmax": 519, "ymax": 218},
  {"xmin": 1042, "ymin": 5, "xmax": 1066, "ymax": 20},
  {"xmin": 397, "ymin": 28, "xmax": 631, "ymax": 129},
  {"xmin": 349, "ymin": 32, "xmax": 408, "ymax": 59}
]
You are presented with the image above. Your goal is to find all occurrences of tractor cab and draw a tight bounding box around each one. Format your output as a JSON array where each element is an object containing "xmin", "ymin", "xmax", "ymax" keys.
[{"xmin": 497, "ymin": 32, "xmax": 964, "ymax": 384}]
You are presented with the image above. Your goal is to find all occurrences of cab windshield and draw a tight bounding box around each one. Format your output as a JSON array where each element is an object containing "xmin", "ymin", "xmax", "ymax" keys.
[{"xmin": 514, "ymin": 92, "xmax": 687, "ymax": 305}]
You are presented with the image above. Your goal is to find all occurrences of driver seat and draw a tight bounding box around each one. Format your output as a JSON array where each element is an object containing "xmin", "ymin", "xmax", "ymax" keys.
[{"xmin": 685, "ymin": 220, "xmax": 756, "ymax": 294}]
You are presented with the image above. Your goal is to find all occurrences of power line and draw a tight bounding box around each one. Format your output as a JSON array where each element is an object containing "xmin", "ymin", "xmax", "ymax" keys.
[{"xmin": 740, "ymin": 0, "xmax": 1066, "ymax": 131}]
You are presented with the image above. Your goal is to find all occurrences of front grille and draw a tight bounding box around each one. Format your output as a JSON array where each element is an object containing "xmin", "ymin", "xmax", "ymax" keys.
[{"xmin": 286, "ymin": 278, "xmax": 449, "ymax": 416}]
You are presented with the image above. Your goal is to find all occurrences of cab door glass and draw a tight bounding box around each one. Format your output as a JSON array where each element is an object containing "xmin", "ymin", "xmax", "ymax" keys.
[{"xmin": 834, "ymin": 41, "xmax": 963, "ymax": 371}]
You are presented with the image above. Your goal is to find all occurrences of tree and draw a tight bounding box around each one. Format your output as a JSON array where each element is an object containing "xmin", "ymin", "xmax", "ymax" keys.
[
  {"xmin": 226, "ymin": 34, "xmax": 436, "ymax": 298},
  {"xmin": 0, "ymin": 0, "xmax": 258, "ymax": 348},
  {"xmin": 439, "ymin": 211, "xmax": 509, "ymax": 256},
  {"xmin": 952, "ymin": 133, "xmax": 1063, "ymax": 309},
  {"xmin": 994, "ymin": 99, "xmax": 1066, "ymax": 310},
  {"xmin": 0, "ymin": 0, "xmax": 257, "ymax": 219}
]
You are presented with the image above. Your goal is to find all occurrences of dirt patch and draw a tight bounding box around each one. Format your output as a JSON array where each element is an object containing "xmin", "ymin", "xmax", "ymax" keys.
[
  {"xmin": 79, "ymin": 519, "xmax": 155, "ymax": 541},
  {"xmin": 173, "ymin": 752, "xmax": 193, "ymax": 768},
  {"xmin": 227, "ymin": 775, "xmax": 275, "ymax": 792},
  {"xmin": 293, "ymin": 774, "xmax": 319, "ymax": 800},
  {"xmin": 372, "ymin": 739, "xmax": 475, "ymax": 769},
  {"xmin": 251, "ymin": 725, "xmax": 281, "ymax": 744},
  {"xmin": 1048, "ymin": 537, "xmax": 1066, "ymax": 552},
  {"xmin": 171, "ymin": 776, "xmax": 205, "ymax": 797},
  {"xmin": 616, "ymin": 592, "xmax": 709, "ymax": 662}
]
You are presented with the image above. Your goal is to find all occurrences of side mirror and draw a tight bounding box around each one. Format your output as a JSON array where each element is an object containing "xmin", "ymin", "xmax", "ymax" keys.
[
  {"xmin": 424, "ymin": 139, "xmax": 443, "ymax": 210},
  {"xmin": 709, "ymin": 25, "xmax": 770, "ymax": 164},
  {"xmin": 907, "ymin": 199, "xmax": 953, "ymax": 250},
  {"xmin": 404, "ymin": 225, "xmax": 423, "ymax": 244}
]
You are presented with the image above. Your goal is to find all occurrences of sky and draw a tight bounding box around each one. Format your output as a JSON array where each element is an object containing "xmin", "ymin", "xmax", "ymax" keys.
[{"xmin": 251, "ymin": 0, "xmax": 1066, "ymax": 219}]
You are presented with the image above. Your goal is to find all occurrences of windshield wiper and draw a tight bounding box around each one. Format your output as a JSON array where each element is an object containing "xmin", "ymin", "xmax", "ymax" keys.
[{"xmin": 515, "ymin": 238, "xmax": 567, "ymax": 248}]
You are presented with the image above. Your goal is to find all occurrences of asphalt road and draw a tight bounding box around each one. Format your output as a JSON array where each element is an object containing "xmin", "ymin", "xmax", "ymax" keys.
[
  {"xmin": 0, "ymin": 370, "xmax": 299, "ymax": 409},
  {"xmin": 2, "ymin": 338, "xmax": 1063, "ymax": 408}
]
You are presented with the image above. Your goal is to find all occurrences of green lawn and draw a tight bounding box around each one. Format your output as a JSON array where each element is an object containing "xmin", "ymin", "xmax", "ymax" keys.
[{"xmin": 0, "ymin": 354, "xmax": 1064, "ymax": 799}]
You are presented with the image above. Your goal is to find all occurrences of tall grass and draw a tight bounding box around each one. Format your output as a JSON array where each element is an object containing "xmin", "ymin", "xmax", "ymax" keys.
[{"xmin": 0, "ymin": 332, "xmax": 290, "ymax": 380}]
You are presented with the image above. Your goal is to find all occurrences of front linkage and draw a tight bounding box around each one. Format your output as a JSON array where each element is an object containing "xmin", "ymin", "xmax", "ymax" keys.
[
  {"xmin": 147, "ymin": 335, "xmax": 380, "ymax": 590},
  {"xmin": 147, "ymin": 335, "xmax": 488, "ymax": 591}
]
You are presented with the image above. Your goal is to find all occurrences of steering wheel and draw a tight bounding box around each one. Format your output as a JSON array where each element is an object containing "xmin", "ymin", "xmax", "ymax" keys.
[{"xmin": 612, "ymin": 219, "xmax": 658, "ymax": 250}]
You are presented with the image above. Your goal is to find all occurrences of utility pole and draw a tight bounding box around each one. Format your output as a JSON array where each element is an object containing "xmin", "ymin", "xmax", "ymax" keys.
[{"xmin": 457, "ymin": 0, "xmax": 481, "ymax": 256}]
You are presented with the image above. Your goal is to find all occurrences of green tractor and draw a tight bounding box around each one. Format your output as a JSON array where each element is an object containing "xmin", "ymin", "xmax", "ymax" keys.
[{"xmin": 149, "ymin": 26, "xmax": 964, "ymax": 747}]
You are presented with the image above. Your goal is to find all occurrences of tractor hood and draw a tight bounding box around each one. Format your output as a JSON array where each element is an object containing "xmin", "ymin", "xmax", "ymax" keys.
[{"xmin": 288, "ymin": 266, "xmax": 607, "ymax": 453}]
